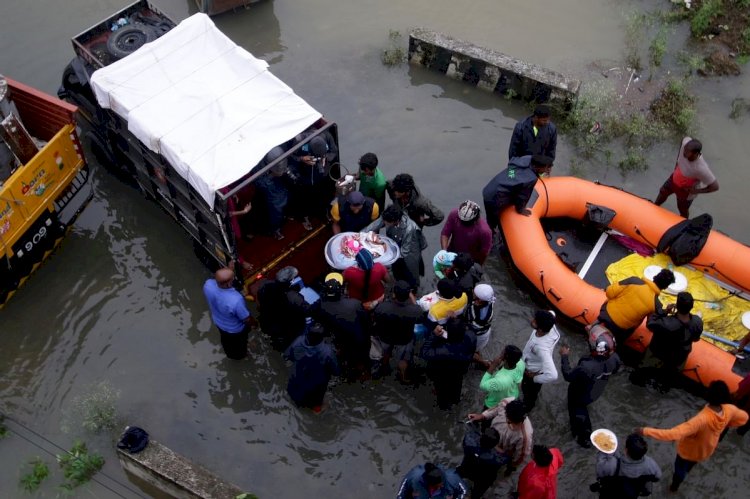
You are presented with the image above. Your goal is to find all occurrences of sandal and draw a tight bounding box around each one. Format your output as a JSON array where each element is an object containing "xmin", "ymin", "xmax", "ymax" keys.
[{"xmin": 302, "ymin": 218, "xmax": 313, "ymax": 231}]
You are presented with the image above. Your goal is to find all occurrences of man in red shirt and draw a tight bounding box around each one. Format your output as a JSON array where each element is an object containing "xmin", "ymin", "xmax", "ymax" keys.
[
  {"xmin": 516, "ymin": 445, "xmax": 563, "ymax": 499},
  {"xmin": 654, "ymin": 137, "xmax": 719, "ymax": 218}
]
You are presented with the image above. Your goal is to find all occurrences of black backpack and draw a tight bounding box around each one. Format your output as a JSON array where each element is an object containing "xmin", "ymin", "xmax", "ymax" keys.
[{"xmin": 657, "ymin": 213, "xmax": 713, "ymax": 266}]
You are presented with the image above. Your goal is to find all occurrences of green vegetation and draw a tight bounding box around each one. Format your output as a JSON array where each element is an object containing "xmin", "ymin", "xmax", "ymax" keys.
[
  {"xmin": 504, "ymin": 88, "xmax": 518, "ymax": 100},
  {"xmin": 691, "ymin": 0, "xmax": 725, "ymax": 36},
  {"xmin": 57, "ymin": 440, "xmax": 105, "ymax": 492},
  {"xmin": 235, "ymin": 494, "xmax": 260, "ymax": 499},
  {"xmin": 61, "ymin": 380, "xmax": 120, "ymax": 434},
  {"xmin": 619, "ymin": 146, "xmax": 649, "ymax": 173},
  {"xmin": 624, "ymin": 12, "xmax": 648, "ymax": 71},
  {"xmin": 381, "ymin": 30, "xmax": 406, "ymax": 66},
  {"xmin": 730, "ymin": 97, "xmax": 750, "ymax": 119},
  {"xmin": 649, "ymin": 27, "xmax": 669, "ymax": 77},
  {"xmin": 19, "ymin": 458, "xmax": 50, "ymax": 493},
  {"xmin": 650, "ymin": 79, "xmax": 696, "ymax": 135}
]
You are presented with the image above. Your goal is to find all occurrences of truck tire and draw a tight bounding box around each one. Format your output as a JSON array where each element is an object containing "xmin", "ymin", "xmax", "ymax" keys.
[{"xmin": 106, "ymin": 24, "xmax": 157, "ymax": 59}]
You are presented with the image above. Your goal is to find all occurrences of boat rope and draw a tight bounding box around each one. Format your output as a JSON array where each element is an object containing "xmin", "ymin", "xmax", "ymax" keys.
[
  {"xmin": 691, "ymin": 261, "xmax": 749, "ymax": 293},
  {"xmin": 633, "ymin": 226, "xmax": 657, "ymax": 248},
  {"xmin": 538, "ymin": 175, "xmax": 550, "ymax": 219},
  {"xmin": 539, "ymin": 270, "xmax": 546, "ymax": 296}
]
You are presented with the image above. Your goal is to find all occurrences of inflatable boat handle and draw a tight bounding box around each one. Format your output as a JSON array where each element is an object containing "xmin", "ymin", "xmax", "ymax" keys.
[{"xmin": 701, "ymin": 332, "xmax": 750, "ymax": 354}]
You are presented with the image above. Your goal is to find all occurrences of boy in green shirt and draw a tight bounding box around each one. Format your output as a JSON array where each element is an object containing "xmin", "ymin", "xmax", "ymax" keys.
[
  {"xmin": 357, "ymin": 152, "xmax": 386, "ymax": 210},
  {"xmin": 480, "ymin": 345, "xmax": 525, "ymax": 409}
]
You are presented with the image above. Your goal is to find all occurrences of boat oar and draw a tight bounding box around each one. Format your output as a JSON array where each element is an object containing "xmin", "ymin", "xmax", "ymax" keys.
[{"xmin": 701, "ymin": 332, "xmax": 750, "ymax": 356}]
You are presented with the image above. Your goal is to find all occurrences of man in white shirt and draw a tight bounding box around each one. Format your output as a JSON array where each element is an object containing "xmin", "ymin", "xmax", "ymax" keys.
[
  {"xmin": 654, "ymin": 137, "xmax": 719, "ymax": 218},
  {"xmin": 521, "ymin": 310, "xmax": 560, "ymax": 412}
]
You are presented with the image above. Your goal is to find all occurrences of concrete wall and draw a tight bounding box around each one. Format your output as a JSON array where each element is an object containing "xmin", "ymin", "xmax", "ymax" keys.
[
  {"xmin": 408, "ymin": 28, "xmax": 580, "ymax": 107},
  {"xmin": 117, "ymin": 440, "xmax": 247, "ymax": 499}
]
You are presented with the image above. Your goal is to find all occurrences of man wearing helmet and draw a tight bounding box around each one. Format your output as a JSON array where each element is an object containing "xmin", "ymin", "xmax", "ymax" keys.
[
  {"xmin": 440, "ymin": 200, "xmax": 493, "ymax": 265},
  {"xmin": 559, "ymin": 336, "xmax": 622, "ymax": 448}
]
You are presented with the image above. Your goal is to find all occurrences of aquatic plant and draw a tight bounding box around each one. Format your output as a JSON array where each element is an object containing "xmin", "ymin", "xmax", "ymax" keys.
[
  {"xmin": 57, "ymin": 440, "xmax": 104, "ymax": 492},
  {"xmin": 382, "ymin": 30, "xmax": 406, "ymax": 66},
  {"xmin": 624, "ymin": 12, "xmax": 649, "ymax": 71},
  {"xmin": 19, "ymin": 458, "xmax": 50, "ymax": 493},
  {"xmin": 730, "ymin": 97, "xmax": 750, "ymax": 119},
  {"xmin": 619, "ymin": 146, "xmax": 649, "ymax": 173},
  {"xmin": 649, "ymin": 27, "xmax": 670, "ymax": 77},
  {"xmin": 61, "ymin": 380, "xmax": 121, "ymax": 434},
  {"xmin": 650, "ymin": 79, "xmax": 697, "ymax": 135}
]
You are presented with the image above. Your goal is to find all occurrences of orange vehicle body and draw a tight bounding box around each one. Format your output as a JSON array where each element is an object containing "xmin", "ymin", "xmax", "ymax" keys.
[{"xmin": 500, "ymin": 176, "xmax": 747, "ymax": 391}]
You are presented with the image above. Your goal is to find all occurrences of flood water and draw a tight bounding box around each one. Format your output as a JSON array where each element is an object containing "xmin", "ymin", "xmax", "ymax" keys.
[{"xmin": 1, "ymin": 0, "xmax": 749, "ymax": 497}]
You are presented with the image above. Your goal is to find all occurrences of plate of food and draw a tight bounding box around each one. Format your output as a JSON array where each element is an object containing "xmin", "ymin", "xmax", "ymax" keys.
[
  {"xmin": 590, "ymin": 428, "xmax": 618, "ymax": 454},
  {"xmin": 324, "ymin": 231, "xmax": 400, "ymax": 270}
]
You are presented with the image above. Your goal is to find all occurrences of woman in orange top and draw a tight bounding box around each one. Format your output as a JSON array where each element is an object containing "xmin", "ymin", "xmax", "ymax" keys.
[{"xmin": 636, "ymin": 381, "xmax": 748, "ymax": 492}]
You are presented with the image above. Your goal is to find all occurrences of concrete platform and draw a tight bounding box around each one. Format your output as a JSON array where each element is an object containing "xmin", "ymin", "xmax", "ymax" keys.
[{"xmin": 409, "ymin": 28, "xmax": 580, "ymax": 107}]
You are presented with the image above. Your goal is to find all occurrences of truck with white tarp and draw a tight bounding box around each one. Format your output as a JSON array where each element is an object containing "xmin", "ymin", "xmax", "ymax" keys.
[{"xmin": 58, "ymin": 0, "xmax": 340, "ymax": 290}]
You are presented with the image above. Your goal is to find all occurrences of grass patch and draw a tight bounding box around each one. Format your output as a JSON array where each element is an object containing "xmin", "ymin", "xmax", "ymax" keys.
[
  {"xmin": 624, "ymin": 12, "xmax": 649, "ymax": 71},
  {"xmin": 381, "ymin": 30, "xmax": 406, "ymax": 66},
  {"xmin": 19, "ymin": 458, "xmax": 50, "ymax": 493},
  {"xmin": 650, "ymin": 79, "xmax": 697, "ymax": 135},
  {"xmin": 57, "ymin": 440, "xmax": 105, "ymax": 492},
  {"xmin": 649, "ymin": 27, "xmax": 669, "ymax": 77},
  {"xmin": 691, "ymin": 0, "xmax": 725, "ymax": 36}
]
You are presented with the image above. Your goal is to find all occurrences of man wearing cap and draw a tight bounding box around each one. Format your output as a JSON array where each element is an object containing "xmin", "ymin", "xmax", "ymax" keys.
[
  {"xmin": 482, "ymin": 154, "xmax": 553, "ymax": 230},
  {"xmin": 357, "ymin": 152, "xmax": 387, "ymax": 210},
  {"xmin": 508, "ymin": 104, "xmax": 558, "ymax": 161},
  {"xmin": 289, "ymin": 130, "xmax": 339, "ymax": 230},
  {"xmin": 330, "ymin": 190, "xmax": 380, "ymax": 234},
  {"xmin": 317, "ymin": 273, "xmax": 370, "ymax": 380},
  {"xmin": 560, "ymin": 341, "xmax": 622, "ymax": 448},
  {"xmin": 284, "ymin": 322, "xmax": 339, "ymax": 412},
  {"xmin": 203, "ymin": 267, "xmax": 253, "ymax": 360},
  {"xmin": 440, "ymin": 200, "xmax": 493, "ymax": 265}
]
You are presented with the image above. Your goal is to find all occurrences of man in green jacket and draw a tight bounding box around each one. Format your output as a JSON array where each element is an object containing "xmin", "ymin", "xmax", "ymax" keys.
[{"xmin": 479, "ymin": 345, "xmax": 525, "ymax": 409}]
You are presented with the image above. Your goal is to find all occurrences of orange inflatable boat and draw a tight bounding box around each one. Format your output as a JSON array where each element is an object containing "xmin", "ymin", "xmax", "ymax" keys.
[{"xmin": 499, "ymin": 176, "xmax": 750, "ymax": 392}]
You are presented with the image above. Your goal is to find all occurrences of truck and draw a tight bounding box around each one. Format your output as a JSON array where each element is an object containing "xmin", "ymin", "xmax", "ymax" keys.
[
  {"xmin": 0, "ymin": 76, "xmax": 92, "ymax": 308},
  {"xmin": 58, "ymin": 0, "xmax": 340, "ymax": 292}
]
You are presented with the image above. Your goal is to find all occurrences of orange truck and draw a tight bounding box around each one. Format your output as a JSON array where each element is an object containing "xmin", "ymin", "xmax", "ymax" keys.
[{"xmin": 0, "ymin": 76, "xmax": 92, "ymax": 307}]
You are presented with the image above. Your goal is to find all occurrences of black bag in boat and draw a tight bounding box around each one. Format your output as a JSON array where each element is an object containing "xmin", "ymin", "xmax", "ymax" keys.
[{"xmin": 657, "ymin": 213, "xmax": 713, "ymax": 266}]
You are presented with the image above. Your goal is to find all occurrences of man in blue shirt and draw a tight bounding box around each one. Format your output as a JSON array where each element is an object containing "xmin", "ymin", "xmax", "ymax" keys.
[
  {"xmin": 203, "ymin": 267, "xmax": 253, "ymax": 360},
  {"xmin": 397, "ymin": 462, "xmax": 468, "ymax": 499}
]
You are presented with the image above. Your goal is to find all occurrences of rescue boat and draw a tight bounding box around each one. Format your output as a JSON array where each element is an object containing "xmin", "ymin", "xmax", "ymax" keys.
[{"xmin": 499, "ymin": 176, "xmax": 750, "ymax": 391}]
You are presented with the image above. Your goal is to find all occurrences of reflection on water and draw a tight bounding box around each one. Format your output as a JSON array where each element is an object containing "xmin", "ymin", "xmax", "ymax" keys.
[{"xmin": 1, "ymin": 0, "xmax": 750, "ymax": 498}]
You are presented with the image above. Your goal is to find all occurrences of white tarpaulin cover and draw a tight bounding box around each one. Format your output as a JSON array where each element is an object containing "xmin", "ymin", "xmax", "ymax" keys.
[{"xmin": 90, "ymin": 13, "xmax": 322, "ymax": 208}]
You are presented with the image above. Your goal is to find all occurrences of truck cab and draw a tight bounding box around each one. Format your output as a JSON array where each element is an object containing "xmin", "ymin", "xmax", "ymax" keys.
[
  {"xmin": 0, "ymin": 76, "xmax": 92, "ymax": 307},
  {"xmin": 58, "ymin": 0, "xmax": 339, "ymax": 293}
]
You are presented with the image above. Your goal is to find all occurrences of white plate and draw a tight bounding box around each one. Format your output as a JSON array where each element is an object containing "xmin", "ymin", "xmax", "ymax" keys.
[
  {"xmin": 643, "ymin": 265, "xmax": 687, "ymax": 295},
  {"xmin": 590, "ymin": 428, "xmax": 618, "ymax": 454},
  {"xmin": 742, "ymin": 311, "xmax": 750, "ymax": 330}
]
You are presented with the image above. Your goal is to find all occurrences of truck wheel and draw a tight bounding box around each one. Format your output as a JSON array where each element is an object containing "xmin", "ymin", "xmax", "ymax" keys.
[{"xmin": 106, "ymin": 24, "xmax": 157, "ymax": 59}]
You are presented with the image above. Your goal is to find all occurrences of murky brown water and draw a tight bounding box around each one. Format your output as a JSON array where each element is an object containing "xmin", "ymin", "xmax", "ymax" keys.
[{"xmin": 2, "ymin": 0, "xmax": 749, "ymax": 497}]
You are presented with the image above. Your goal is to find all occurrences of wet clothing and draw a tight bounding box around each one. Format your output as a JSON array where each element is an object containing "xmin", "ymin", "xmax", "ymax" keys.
[
  {"xmin": 317, "ymin": 296, "xmax": 370, "ymax": 374},
  {"xmin": 364, "ymin": 213, "xmax": 422, "ymax": 289},
  {"xmin": 595, "ymin": 452, "xmax": 662, "ymax": 498},
  {"xmin": 386, "ymin": 184, "xmax": 444, "ymax": 229},
  {"xmin": 203, "ymin": 278, "xmax": 251, "ymax": 359},
  {"xmin": 646, "ymin": 311, "xmax": 703, "ymax": 367},
  {"xmin": 257, "ymin": 280, "xmax": 316, "ymax": 351},
  {"xmin": 599, "ymin": 277, "xmax": 663, "ymax": 344},
  {"xmin": 482, "ymin": 156, "xmax": 540, "ymax": 229},
  {"xmin": 343, "ymin": 263, "xmax": 388, "ymax": 303},
  {"xmin": 284, "ymin": 335, "xmax": 339, "ymax": 408},
  {"xmin": 508, "ymin": 115, "xmax": 557, "ymax": 161},
  {"xmin": 481, "ymin": 398, "xmax": 534, "ymax": 467},
  {"xmin": 451, "ymin": 264, "xmax": 484, "ymax": 300},
  {"xmin": 466, "ymin": 302, "xmax": 494, "ymax": 351},
  {"xmin": 440, "ymin": 209, "xmax": 493, "ymax": 264},
  {"xmin": 561, "ymin": 353, "xmax": 622, "ymax": 444},
  {"xmin": 359, "ymin": 167, "xmax": 387, "ymax": 210},
  {"xmin": 330, "ymin": 196, "xmax": 379, "ymax": 233},
  {"xmin": 517, "ymin": 447, "xmax": 563, "ymax": 499},
  {"xmin": 643, "ymin": 404, "xmax": 748, "ymax": 463},
  {"xmin": 658, "ymin": 137, "xmax": 716, "ymax": 213},
  {"xmin": 521, "ymin": 326, "xmax": 561, "ymax": 411},
  {"xmin": 480, "ymin": 360, "xmax": 526, "ymax": 409},
  {"xmin": 644, "ymin": 403, "xmax": 748, "ymax": 491},
  {"xmin": 422, "ymin": 330, "xmax": 477, "ymax": 409},
  {"xmin": 372, "ymin": 299, "xmax": 424, "ymax": 346},
  {"xmin": 457, "ymin": 423, "xmax": 508, "ymax": 499},
  {"xmin": 397, "ymin": 464, "xmax": 468, "ymax": 499}
]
